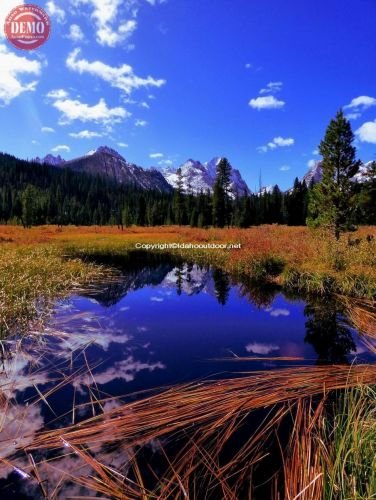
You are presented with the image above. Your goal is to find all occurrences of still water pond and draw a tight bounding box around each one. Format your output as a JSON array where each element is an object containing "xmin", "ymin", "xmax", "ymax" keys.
[{"xmin": 1, "ymin": 256, "xmax": 374, "ymax": 498}]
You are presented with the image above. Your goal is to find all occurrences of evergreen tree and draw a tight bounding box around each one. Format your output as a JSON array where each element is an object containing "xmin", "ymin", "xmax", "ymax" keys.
[
  {"xmin": 239, "ymin": 196, "xmax": 252, "ymax": 228},
  {"xmin": 307, "ymin": 110, "xmax": 361, "ymax": 238},
  {"xmin": 173, "ymin": 167, "xmax": 186, "ymax": 225},
  {"xmin": 21, "ymin": 184, "xmax": 37, "ymax": 228},
  {"xmin": 213, "ymin": 158, "xmax": 232, "ymax": 227},
  {"xmin": 357, "ymin": 161, "xmax": 376, "ymax": 224},
  {"xmin": 286, "ymin": 178, "xmax": 309, "ymax": 225}
]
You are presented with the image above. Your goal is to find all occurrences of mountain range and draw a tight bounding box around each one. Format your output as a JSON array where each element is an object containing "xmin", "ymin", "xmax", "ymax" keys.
[
  {"xmin": 35, "ymin": 146, "xmax": 172, "ymax": 193},
  {"xmin": 34, "ymin": 146, "xmax": 374, "ymax": 195},
  {"xmin": 35, "ymin": 148, "xmax": 251, "ymax": 195},
  {"xmin": 161, "ymin": 158, "xmax": 251, "ymax": 197}
]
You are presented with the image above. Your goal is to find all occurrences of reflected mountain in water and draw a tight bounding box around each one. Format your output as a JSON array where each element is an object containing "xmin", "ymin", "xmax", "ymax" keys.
[{"xmin": 82, "ymin": 253, "xmax": 279, "ymax": 308}]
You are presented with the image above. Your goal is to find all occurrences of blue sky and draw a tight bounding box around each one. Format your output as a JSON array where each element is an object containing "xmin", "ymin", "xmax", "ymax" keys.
[{"xmin": 0, "ymin": 0, "xmax": 375, "ymax": 190}]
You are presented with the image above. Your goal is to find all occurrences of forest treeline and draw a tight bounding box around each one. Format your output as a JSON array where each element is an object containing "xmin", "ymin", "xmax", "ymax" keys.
[
  {"xmin": 0, "ymin": 152, "xmax": 310, "ymax": 228},
  {"xmin": 0, "ymin": 119, "xmax": 375, "ymax": 230}
]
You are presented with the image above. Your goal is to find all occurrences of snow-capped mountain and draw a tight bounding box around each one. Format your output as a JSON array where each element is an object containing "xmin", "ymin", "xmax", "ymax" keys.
[
  {"xmin": 34, "ymin": 154, "xmax": 66, "ymax": 167},
  {"xmin": 353, "ymin": 161, "xmax": 375, "ymax": 183},
  {"xmin": 303, "ymin": 161, "xmax": 323, "ymax": 186},
  {"xmin": 36, "ymin": 146, "xmax": 173, "ymax": 193},
  {"xmin": 161, "ymin": 157, "xmax": 251, "ymax": 197},
  {"xmin": 301, "ymin": 160, "xmax": 374, "ymax": 186},
  {"xmin": 257, "ymin": 185, "xmax": 274, "ymax": 196}
]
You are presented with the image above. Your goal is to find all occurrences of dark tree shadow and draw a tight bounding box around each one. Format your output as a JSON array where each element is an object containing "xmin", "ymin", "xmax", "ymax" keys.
[{"xmin": 304, "ymin": 297, "xmax": 356, "ymax": 364}]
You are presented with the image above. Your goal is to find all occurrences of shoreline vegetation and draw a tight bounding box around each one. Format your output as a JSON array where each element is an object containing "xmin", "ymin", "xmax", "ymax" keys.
[{"xmin": 0, "ymin": 223, "xmax": 375, "ymax": 498}]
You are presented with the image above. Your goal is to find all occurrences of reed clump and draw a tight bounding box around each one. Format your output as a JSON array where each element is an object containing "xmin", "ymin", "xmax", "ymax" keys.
[{"xmin": 0, "ymin": 245, "xmax": 104, "ymax": 336}]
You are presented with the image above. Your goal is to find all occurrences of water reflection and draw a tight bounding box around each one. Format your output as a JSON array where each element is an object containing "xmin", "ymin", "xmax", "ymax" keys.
[
  {"xmin": 304, "ymin": 298, "xmax": 356, "ymax": 364},
  {"xmin": 213, "ymin": 269, "xmax": 231, "ymax": 305},
  {"xmin": 0, "ymin": 257, "xmax": 373, "ymax": 498}
]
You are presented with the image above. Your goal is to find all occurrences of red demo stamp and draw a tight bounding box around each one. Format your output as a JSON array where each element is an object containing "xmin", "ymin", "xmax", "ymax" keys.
[{"xmin": 4, "ymin": 4, "xmax": 51, "ymax": 50}]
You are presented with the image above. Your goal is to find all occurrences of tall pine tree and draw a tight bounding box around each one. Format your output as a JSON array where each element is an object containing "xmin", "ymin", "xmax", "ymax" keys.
[
  {"xmin": 213, "ymin": 158, "xmax": 232, "ymax": 227},
  {"xmin": 307, "ymin": 110, "xmax": 361, "ymax": 239},
  {"xmin": 173, "ymin": 167, "xmax": 186, "ymax": 225}
]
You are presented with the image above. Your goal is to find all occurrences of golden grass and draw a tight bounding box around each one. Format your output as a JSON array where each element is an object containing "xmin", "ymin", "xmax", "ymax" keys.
[
  {"xmin": 14, "ymin": 364, "xmax": 374, "ymax": 499},
  {"xmin": 0, "ymin": 245, "xmax": 106, "ymax": 335},
  {"xmin": 340, "ymin": 296, "xmax": 376, "ymax": 355},
  {"xmin": 25, "ymin": 365, "xmax": 376, "ymax": 451}
]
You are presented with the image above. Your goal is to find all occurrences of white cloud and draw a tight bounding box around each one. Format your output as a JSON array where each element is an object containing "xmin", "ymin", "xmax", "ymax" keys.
[
  {"xmin": 51, "ymin": 145, "xmax": 70, "ymax": 153},
  {"xmin": 117, "ymin": 142, "xmax": 128, "ymax": 148},
  {"xmin": 259, "ymin": 81, "xmax": 283, "ymax": 94},
  {"xmin": 307, "ymin": 159, "xmax": 316, "ymax": 168},
  {"xmin": 69, "ymin": 130, "xmax": 103, "ymax": 139},
  {"xmin": 270, "ymin": 308, "xmax": 290, "ymax": 317},
  {"xmin": 158, "ymin": 159, "xmax": 173, "ymax": 166},
  {"xmin": 258, "ymin": 136, "xmax": 294, "ymax": 152},
  {"xmin": 97, "ymin": 20, "xmax": 137, "ymax": 47},
  {"xmin": 344, "ymin": 95, "xmax": 376, "ymax": 110},
  {"xmin": 0, "ymin": 45, "xmax": 41, "ymax": 105},
  {"xmin": 66, "ymin": 48, "xmax": 166, "ymax": 96},
  {"xmin": 0, "ymin": 1, "xmax": 24, "ymax": 39},
  {"xmin": 140, "ymin": 101, "xmax": 150, "ymax": 109},
  {"xmin": 67, "ymin": 24, "xmax": 84, "ymax": 42},
  {"xmin": 356, "ymin": 120, "xmax": 376, "ymax": 144},
  {"xmin": 150, "ymin": 296, "xmax": 164, "ymax": 302},
  {"xmin": 344, "ymin": 96, "xmax": 376, "ymax": 121},
  {"xmin": 47, "ymin": 88, "xmax": 69, "ymax": 99},
  {"xmin": 279, "ymin": 165, "xmax": 291, "ymax": 171},
  {"xmin": 48, "ymin": 90, "xmax": 130, "ymax": 126},
  {"xmin": 135, "ymin": 119, "xmax": 148, "ymax": 127},
  {"xmin": 245, "ymin": 63, "xmax": 252, "ymax": 69},
  {"xmin": 273, "ymin": 136, "xmax": 294, "ymax": 147},
  {"xmin": 149, "ymin": 153, "xmax": 163, "ymax": 159},
  {"xmin": 249, "ymin": 95, "xmax": 285, "ymax": 110},
  {"xmin": 46, "ymin": 0, "xmax": 66, "ymax": 23},
  {"xmin": 312, "ymin": 149, "xmax": 319, "ymax": 155},
  {"xmin": 74, "ymin": 356, "xmax": 165, "ymax": 387},
  {"xmin": 41, "ymin": 126, "xmax": 55, "ymax": 133},
  {"xmin": 245, "ymin": 343, "xmax": 279, "ymax": 355},
  {"xmin": 71, "ymin": 0, "xmax": 138, "ymax": 47},
  {"xmin": 346, "ymin": 112, "xmax": 361, "ymax": 120},
  {"xmin": 145, "ymin": 0, "xmax": 167, "ymax": 4}
]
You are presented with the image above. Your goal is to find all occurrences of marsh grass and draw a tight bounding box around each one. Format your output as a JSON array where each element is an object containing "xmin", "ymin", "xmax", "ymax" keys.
[
  {"xmin": 321, "ymin": 384, "xmax": 376, "ymax": 499},
  {"xmin": 15, "ymin": 365, "xmax": 374, "ymax": 499},
  {"xmin": 0, "ymin": 245, "xmax": 105, "ymax": 336}
]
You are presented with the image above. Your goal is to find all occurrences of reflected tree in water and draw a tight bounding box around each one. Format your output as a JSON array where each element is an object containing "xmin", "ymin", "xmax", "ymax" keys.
[
  {"xmin": 238, "ymin": 281, "xmax": 279, "ymax": 309},
  {"xmin": 213, "ymin": 269, "xmax": 231, "ymax": 305},
  {"xmin": 175, "ymin": 264, "xmax": 184, "ymax": 296},
  {"xmin": 304, "ymin": 298, "xmax": 356, "ymax": 364}
]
